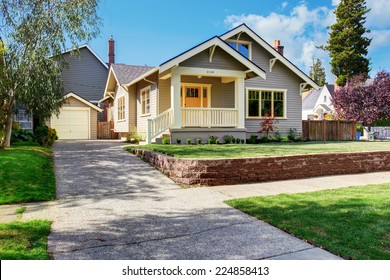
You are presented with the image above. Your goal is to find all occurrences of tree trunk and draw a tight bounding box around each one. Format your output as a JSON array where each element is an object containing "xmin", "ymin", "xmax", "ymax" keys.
[{"xmin": 1, "ymin": 96, "xmax": 14, "ymax": 148}]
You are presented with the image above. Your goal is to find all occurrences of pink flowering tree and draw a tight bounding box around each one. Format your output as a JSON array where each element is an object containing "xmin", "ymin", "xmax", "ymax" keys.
[{"xmin": 332, "ymin": 71, "xmax": 390, "ymax": 131}]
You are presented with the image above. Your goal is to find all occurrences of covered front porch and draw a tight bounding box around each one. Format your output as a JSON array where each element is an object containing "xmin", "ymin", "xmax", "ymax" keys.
[{"xmin": 148, "ymin": 67, "xmax": 249, "ymax": 143}]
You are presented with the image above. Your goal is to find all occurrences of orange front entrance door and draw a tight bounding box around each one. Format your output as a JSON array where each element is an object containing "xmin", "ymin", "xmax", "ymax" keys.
[{"xmin": 182, "ymin": 85, "xmax": 208, "ymax": 108}]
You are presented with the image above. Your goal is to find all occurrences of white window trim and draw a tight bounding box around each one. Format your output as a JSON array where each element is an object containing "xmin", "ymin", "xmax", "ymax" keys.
[
  {"xmin": 140, "ymin": 85, "xmax": 151, "ymax": 117},
  {"xmin": 246, "ymin": 88, "xmax": 287, "ymax": 119},
  {"xmin": 180, "ymin": 83, "xmax": 212, "ymax": 108},
  {"xmin": 117, "ymin": 96, "xmax": 125, "ymax": 121},
  {"xmin": 226, "ymin": 39, "xmax": 252, "ymax": 60}
]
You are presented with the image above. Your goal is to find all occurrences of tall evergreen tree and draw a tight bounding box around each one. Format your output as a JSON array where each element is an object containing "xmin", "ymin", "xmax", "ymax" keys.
[
  {"xmin": 309, "ymin": 59, "xmax": 326, "ymax": 86},
  {"xmin": 322, "ymin": 0, "xmax": 371, "ymax": 86}
]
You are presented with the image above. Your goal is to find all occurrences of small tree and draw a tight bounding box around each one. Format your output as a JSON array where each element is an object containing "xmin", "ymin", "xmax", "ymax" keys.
[
  {"xmin": 309, "ymin": 59, "xmax": 326, "ymax": 86},
  {"xmin": 332, "ymin": 71, "xmax": 390, "ymax": 130},
  {"xmin": 259, "ymin": 114, "xmax": 278, "ymax": 138}
]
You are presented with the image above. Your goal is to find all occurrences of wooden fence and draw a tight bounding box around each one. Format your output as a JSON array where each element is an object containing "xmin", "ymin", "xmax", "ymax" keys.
[
  {"xmin": 97, "ymin": 121, "xmax": 118, "ymax": 139},
  {"xmin": 302, "ymin": 120, "xmax": 357, "ymax": 141}
]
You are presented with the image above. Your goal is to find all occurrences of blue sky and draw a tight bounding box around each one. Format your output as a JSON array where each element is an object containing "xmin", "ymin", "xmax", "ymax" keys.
[{"xmin": 89, "ymin": 0, "xmax": 390, "ymax": 83}]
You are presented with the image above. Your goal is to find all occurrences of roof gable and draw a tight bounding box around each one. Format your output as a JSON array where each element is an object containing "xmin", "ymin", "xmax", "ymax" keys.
[
  {"xmin": 62, "ymin": 45, "xmax": 108, "ymax": 69},
  {"xmin": 159, "ymin": 36, "xmax": 266, "ymax": 79},
  {"xmin": 220, "ymin": 24, "xmax": 318, "ymax": 89},
  {"xmin": 111, "ymin": 64, "xmax": 155, "ymax": 85},
  {"xmin": 63, "ymin": 92, "xmax": 102, "ymax": 112}
]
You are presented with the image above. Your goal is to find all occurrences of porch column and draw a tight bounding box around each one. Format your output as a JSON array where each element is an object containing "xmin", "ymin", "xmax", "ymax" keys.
[
  {"xmin": 235, "ymin": 77, "xmax": 245, "ymax": 129},
  {"xmin": 171, "ymin": 74, "xmax": 182, "ymax": 129}
]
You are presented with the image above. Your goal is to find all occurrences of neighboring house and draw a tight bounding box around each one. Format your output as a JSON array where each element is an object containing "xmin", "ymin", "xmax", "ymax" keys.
[
  {"xmin": 101, "ymin": 24, "xmax": 318, "ymax": 143},
  {"xmin": 302, "ymin": 84, "xmax": 335, "ymax": 120},
  {"xmin": 46, "ymin": 45, "xmax": 108, "ymax": 140}
]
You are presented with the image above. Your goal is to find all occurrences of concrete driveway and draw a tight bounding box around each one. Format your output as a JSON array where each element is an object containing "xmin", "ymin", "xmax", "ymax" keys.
[{"xmin": 22, "ymin": 141, "xmax": 349, "ymax": 260}]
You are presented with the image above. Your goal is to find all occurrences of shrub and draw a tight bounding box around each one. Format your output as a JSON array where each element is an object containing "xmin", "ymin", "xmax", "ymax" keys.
[
  {"xmin": 176, "ymin": 138, "xmax": 181, "ymax": 144},
  {"xmin": 259, "ymin": 114, "xmax": 278, "ymax": 138},
  {"xmin": 235, "ymin": 138, "xmax": 241, "ymax": 144},
  {"xmin": 127, "ymin": 130, "xmax": 142, "ymax": 144},
  {"xmin": 186, "ymin": 138, "xmax": 192, "ymax": 145},
  {"xmin": 34, "ymin": 125, "xmax": 58, "ymax": 147},
  {"xmin": 195, "ymin": 138, "xmax": 202, "ymax": 145},
  {"xmin": 287, "ymin": 128, "xmax": 297, "ymax": 141},
  {"xmin": 295, "ymin": 136, "xmax": 303, "ymax": 142},
  {"xmin": 248, "ymin": 135, "xmax": 258, "ymax": 144},
  {"xmin": 259, "ymin": 136, "xmax": 270, "ymax": 143},
  {"xmin": 11, "ymin": 129, "xmax": 34, "ymax": 143},
  {"xmin": 216, "ymin": 138, "xmax": 221, "ymax": 144},
  {"xmin": 223, "ymin": 135, "xmax": 234, "ymax": 144},
  {"xmin": 162, "ymin": 137, "xmax": 170, "ymax": 144},
  {"xmin": 208, "ymin": 136, "xmax": 218, "ymax": 144},
  {"xmin": 240, "ymin": 139, "xmax": 245, "ymax": 144}
]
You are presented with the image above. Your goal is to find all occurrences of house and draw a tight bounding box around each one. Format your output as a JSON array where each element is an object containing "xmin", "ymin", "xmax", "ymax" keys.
[
  {"xmin": 302, "ymin": 84, "xmax": 335, "ymax": 120},
  {"xmin": 101, "ymin": 24, "xmax": 318, "ymax": 143},
  {"xmin": 45, "ymin": 44, "xmax": 109, "ymax": 139}
]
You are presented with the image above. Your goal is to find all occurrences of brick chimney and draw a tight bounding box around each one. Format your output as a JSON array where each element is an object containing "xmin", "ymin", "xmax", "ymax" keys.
[
  {"xmin": 108, "ymin": 35, "xmax": 115, "ymax": 66},
  {"xmin": 273, "ymin": 40, "xmax": 284, "ymax": 56}
]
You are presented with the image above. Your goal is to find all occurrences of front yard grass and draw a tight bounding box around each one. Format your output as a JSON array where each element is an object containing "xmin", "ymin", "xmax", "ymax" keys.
[
  {"xmin": 127, "ymin": 141, "xmax": 390, "ymax": 158},
  {"xmin": 0, "ymin": 220, "xmax": 51, "ymax": 260},
  {"xmin": 0, "ymin": 142, "xmax": 56, "ymax": 204},
  {"xmin": 226, "ymin": 183, "xmax": 390, "ymax": 260}
]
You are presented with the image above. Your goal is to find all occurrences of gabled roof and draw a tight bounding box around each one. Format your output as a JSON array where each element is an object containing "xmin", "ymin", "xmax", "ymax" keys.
[
  {"xmin": 159, "ymin": 36, "xmax": 266, "ymax": 79},
  {"xmin": 302, "ymin": 88, "xmax": 321, "ymax": 110},
  {"xmin": 62, "ymin": 44, "xmax": 108, "ymax": 69},
  {"xmin": 63, "ymin": 92, "xmax": 103, "ymax": 112},
  {"xmin": 111, "ymin": 64, "xmax": 155, "ymax": 85},
  {"xmin": 314, "ymin": 103, "xmax": 332, "ymax": 112},
  {"xmin": 220, "ymin": 24, "xmax": 319, "ymax": 89}
]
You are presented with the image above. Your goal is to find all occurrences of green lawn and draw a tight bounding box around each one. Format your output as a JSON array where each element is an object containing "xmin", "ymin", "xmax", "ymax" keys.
[
  {"xmin": 127, "ymin": 141, "xmax": 390, "ymax": 158},
  {"xmin": 0, "ymin": 142, "xmax": 56, "ymax": 204},
  {"xmin": 0, "ymin": 220, "xmax": 51, "ymax": 260},
  {"xmin": 226, "ymin": 183, "xmax": 390, "ymax": 260}
]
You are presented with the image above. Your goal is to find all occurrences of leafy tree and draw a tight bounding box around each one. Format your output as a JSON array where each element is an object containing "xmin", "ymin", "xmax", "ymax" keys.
[
  {"xmin": 309, "ymin": 58, "xmax": 326, "ymax": 86},
  {"xmin": 0, "ymin": 0, "xmax": 100, "ymax": 148},
  {"xmin": 321, "ymin": 0, "xmax": 371, "ymax": 86},
  {"xmin": 332, "ymin": 71, "xmax": 390, "ymax": 130}
]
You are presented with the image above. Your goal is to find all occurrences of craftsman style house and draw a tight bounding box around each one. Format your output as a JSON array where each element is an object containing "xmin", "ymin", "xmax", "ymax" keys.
[{"xmin": 101, "ymin": 24, "xmax": 318, "ymax": 143}]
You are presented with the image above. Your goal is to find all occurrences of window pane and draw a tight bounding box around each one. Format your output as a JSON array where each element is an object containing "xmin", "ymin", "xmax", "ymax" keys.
[
  {"xmin": 248, "ymin": 100, "xmax": 259, "ymax": 117},
  {"xmin": 203, "ymin": 88, "xmax": 207, "ymax": 98},
  {"xmin": 237, "ymin": 43, "xmax": 249, "ymax": 58}
]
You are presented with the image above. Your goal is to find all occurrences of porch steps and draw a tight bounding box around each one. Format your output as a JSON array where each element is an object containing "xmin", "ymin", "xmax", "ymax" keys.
[{"xmin": 153, "ymin": 133, "xmax": 171, "ymax": 144}]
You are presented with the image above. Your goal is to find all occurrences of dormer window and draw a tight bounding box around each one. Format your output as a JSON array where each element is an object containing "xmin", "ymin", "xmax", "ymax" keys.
[{"xmin": 226, "ymin": 40, "xmax": 252, "ymax": 60}]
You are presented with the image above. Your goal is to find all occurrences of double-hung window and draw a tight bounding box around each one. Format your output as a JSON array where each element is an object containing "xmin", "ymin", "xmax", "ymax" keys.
[
  {"xmin": 247, "ymin": 89, "xmax": 285, "ymax": 118},
  {"xmin": 117, "ymin": 96, "xmax": 125, "ymax": 121},
  {"xmin": 141, "ymin": 87, "xmax": 150, "ymax": 115}
]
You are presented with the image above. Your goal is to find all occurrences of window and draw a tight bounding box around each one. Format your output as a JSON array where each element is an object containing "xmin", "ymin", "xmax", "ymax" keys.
[
  {"xmin": 117, "ymin": 96, "xmax": 125, "ymax": 120},
  {"xmin": 227, "ymin": 40, "xmax": 252, "ymax": 60},
  {"xmin": 15, "ymin": 110, "xmax": 33, "ymax": 129},
  {"xmin": 141, "ymin": 87, "xmax": 150, "ymax": 115},
  {"xmin": 247, "ymin": 89, "xmax": 285, "ymax": 118},
  {"xmin": 324, "ymin": 95, "xmax": 327, "ymax": 103}
]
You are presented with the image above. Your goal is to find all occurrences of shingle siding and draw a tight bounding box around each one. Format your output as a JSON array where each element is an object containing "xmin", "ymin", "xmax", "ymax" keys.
[{"xmin": 61, "ymin": 47, "xmax": 108, "ymax": 102}]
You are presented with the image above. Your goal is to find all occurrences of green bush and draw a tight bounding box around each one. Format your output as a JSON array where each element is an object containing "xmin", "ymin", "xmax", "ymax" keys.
[
  {"xmin": 34, "ymin": 126, "xmax": 58, "ymax": 147},
  {"xmin": 127, "ymin": 130, "xmax": 142, "ymax": 144},
  {"xmin": 240, "ymin": 139, "xmax": 245, "ymax": 144},
  {"xmin": 223, "ymin": 135, "xmax": 234, "ymax": 144},
  {"xmin": 195, "ymin": 138, "xmax": 202, "ymax": 145},
  {"xmin": 11, "ymin": 129, "xmax": 34, "ymax": 143},
  {"xmin": 287, "ymin": 128, "xmax": 297, "ymax": 141},
  {"xmin": 372, "ymin": 119, "xmax": 390, "ymax": 127},
  {"xmin": 186, "ymin": 138, "xmax": 192, "ymax": 145},
  {"xmin": 162, "ymin": 137, "xmax": 170, "ymax": 144},
  {"xmin": 176, "ymin": 138, "xmax": 181, "ymax": 144},
  {"xmin": 248, "ymin": 135, "xmax": 258, "ymax": 144},
  {"xmin": 207, "ymin": 136, "xmax": 218, "ymax": 144}
]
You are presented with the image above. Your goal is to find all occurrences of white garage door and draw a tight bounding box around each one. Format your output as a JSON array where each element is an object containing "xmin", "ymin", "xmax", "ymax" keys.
[{"xmin": 51, "ymin": 109, "xmax": 89, "ymax": 139}]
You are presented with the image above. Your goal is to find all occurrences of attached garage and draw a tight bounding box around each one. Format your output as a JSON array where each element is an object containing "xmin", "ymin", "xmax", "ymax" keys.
[{"xmin": 49, "ymin": 92, "xmax": 102, "ymax": 140}]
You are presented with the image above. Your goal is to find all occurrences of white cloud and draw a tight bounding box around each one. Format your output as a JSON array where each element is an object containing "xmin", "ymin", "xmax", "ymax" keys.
[
  {"xmin": 281, "ymin": 2, "xmax": 288, "ymax": 10},
  {"xmin": 370, "ymin": 30, "xmax": 390, "ymax": 50},
  {"xmin": 224, "ymin": 3, "xmax": 334, "ymax": 79},
  {"xmin": 331, "ymin": 0, "xmax": 340, "ymax": 6},
  {"xmin": 366, "ymin": 0, "xmax": 390, "ymax": 28}
]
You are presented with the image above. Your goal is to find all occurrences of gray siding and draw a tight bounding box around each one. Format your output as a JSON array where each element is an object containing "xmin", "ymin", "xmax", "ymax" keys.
[
  {"xmin": 180, "ymin": 47, "xmax": 247, "ymax": 71},
  {"xmin": 225, "ymin": 34, "xmax": 305, "ymax": 136},
  {"xmin": 61, "ymin": 47, "xmax": 108, "ymax": 102}
]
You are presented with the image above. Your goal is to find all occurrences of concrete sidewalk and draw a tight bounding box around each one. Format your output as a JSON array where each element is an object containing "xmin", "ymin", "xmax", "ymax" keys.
[{"xmin": 6, "ymin": 141, "xmax": 390, "ymax": 260}]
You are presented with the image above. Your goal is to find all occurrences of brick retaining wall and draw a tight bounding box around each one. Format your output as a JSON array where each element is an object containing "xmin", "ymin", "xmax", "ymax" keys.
[{"xmin": 131, "ymin": 149, "xmax": 390, "ymax": 186}]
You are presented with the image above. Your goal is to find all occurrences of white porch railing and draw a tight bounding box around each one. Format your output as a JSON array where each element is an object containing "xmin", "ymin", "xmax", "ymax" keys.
[
  {"xmin": 182, "ymin": 108, "xmax": 238, "ymax": 127},
  {"xmin": 147, "ymin": 108, "xmax": 172, "ymax": 144}
]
